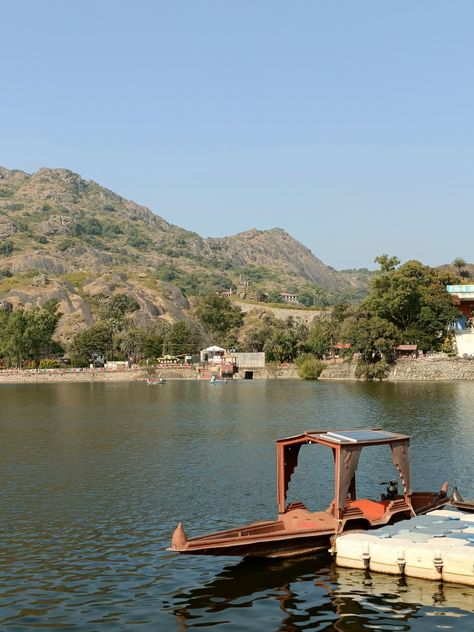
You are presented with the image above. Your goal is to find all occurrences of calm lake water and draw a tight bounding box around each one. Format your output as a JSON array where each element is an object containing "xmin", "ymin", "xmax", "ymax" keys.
[{"xmin": 1, "ymin": 379, "xmax": 474, "ymax": 631}]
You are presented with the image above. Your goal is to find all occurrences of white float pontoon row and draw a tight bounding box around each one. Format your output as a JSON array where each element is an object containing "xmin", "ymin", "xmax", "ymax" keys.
[{"xmin": 333, "ymin": 508, "xmax": 474, "ymax": 586}]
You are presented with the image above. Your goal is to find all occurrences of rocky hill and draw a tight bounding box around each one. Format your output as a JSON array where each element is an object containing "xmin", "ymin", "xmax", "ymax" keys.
[{"xmin": 0, "ymin": 166, "xmax": 371, "ymax": 342}]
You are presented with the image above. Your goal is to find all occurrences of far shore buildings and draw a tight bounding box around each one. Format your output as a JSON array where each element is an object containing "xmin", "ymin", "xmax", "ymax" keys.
[
  {"xmin": 446, "ymin": 285, "xmax": 474, "ymax": 356},
  {"xmin": 280, "ymin": 292, "xmax": 299, "ymax": 304},
  {"xmin": 200, "ymin": 345, "xmax": 265, "ymax": 379}
]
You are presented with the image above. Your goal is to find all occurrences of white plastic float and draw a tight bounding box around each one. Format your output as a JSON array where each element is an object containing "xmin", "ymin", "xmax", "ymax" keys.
[{"xmin": 333, "ymin": 508, "xmax": 474, "ymax": 586}]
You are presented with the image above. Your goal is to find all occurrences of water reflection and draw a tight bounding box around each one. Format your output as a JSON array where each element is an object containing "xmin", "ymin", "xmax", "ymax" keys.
[
  {"xmin": 171, "ymin": 555, "xmax": 337, "ymax": 631},
  {"xmin": 171, "ymin": 555, "xmax": 474, "ymax": 631},
  {"xmin": 1, "ymin": 381, "xmax": 474, "ymax": 630}
]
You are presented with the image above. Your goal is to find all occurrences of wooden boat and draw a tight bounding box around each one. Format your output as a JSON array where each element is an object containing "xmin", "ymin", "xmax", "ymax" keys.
[{"xmin": 169, "ymin": 428, "xmax": 450, "ymax": 558}]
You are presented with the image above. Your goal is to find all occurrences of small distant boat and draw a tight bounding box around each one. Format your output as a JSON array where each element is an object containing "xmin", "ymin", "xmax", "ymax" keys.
[
  {"xmin": 146, "ymin": 377, "xmax": 166, "ymax": 385},
  {"xmin": 210, "ymin": 375, "xmax": 227, "ymax": 384}
]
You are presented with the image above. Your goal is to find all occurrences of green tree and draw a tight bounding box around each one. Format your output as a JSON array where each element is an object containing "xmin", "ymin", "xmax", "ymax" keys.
[
  {"xmin": 0, "ymin": 302, "xmax": 61, "ymax": 367},
  {"xmin": 118, "ymin": 327, "xmax": 146, "ymax": 361},
  {"xmin": 264, "ymin": 291, "xmax": 284, "ymax": 304},
  {"xmin": 452, "ymin": 257, "xmax": 469, "ymax": 278},
  {"xmin": 364, "ymin": 259, "xmax": 458, "ymax": 351},
  {"xmin": 25, "ymin": 301, "xmax": 62, "ymax": 363},
  {"xmin": 306, "ymin": 305, "xmax": 350, "ymax": 359},
  {"xmin": 306, "ymin": 318, "xmax": 333, "ymax": 358},
  {"xmin": 0, "ymin": 309, "xmax": 29, "ymax": 367},
  {"xmin": 241, "ymin": 324, "xmax": 268, "ymax": 352},
  {"xmin": 340, "ymin": 312, "xmax": 400, "ymax": 365},
  {"xmin": 69, "ymin": 323, "xmax": 111, "ymax": 366},
  {"xmin": 374, "ymin": 254, "xmax": 400, "ymax": 272},
  {"xmin": 141, "ymin": 322, "xmax": 169, "ymax": 359},
  {"xmin": 453, "ymin": 257, "xmax": 466, "ymax": 273},
  {"xmin": 263, "ymin": 328, "xmax": 295, "ymax": 362},
  {"xmin": 102, "ymin": 294, "xmax": 140, "ymax": 320},
  {"xmin": 194, "ymin": 294, "xmax": 243, "ymax": 342},
  {"xmin": 164, "ymin": 321, "xmax": 202, "ymax": 356},
  {"xmin": 297, "ymin": 292, "xmax": 314, "ymax": 307}
]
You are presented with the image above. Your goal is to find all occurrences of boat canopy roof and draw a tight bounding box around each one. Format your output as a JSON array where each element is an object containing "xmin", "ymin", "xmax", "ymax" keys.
[
  {"xmin": 276, "ymin": 428, "xmax": 411, "ymax": 517},
  {"xmin": 277, "ymin": 428, "xmax": 409, "ymax": 446}
]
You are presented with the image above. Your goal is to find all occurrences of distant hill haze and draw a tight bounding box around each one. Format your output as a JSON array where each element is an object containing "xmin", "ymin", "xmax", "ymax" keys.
[{"xmin": 0, "ymin": 166, "xmax": 371, "ymax": 341}]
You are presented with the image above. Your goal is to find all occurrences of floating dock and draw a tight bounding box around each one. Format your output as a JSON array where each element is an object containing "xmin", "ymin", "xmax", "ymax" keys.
[{"xmin": 333, "ymin": 509, "xmax": 474, "ymax": 586}]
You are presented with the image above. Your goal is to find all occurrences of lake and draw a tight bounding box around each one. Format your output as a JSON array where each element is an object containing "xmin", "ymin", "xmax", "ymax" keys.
[{"xmin": 1, "ymin": 379, "xmax": 473, "ymax": 630}]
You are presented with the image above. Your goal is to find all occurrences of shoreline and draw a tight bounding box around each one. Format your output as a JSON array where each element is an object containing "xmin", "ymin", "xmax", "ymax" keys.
[
  {"xmin": 0, "ymin": 365, "xmax": 300, "ymax": 384},
  {"xmin": 2, "ymin": 357, "xmax": 474, "ymax": 384}
]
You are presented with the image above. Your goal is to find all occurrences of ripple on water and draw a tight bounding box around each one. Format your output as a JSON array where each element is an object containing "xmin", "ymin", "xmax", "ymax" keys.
[{"xmin": 1, "ymin": 381, "xmax": 474, "ymax": 630}]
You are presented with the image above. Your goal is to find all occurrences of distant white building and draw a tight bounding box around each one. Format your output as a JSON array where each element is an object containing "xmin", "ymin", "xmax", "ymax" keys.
[
  {"xmin": 280, "ymin": 292, "xmax": 299, "ymax": 304},
  {"xmin": 200, "ymin": 345, "xmax": 226, "ymax": 363}
]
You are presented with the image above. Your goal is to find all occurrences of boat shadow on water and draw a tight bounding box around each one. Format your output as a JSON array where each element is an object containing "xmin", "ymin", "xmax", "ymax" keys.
[{"xmin": 169, "ymin": 554, "xmax": 473, "ymax": 630}]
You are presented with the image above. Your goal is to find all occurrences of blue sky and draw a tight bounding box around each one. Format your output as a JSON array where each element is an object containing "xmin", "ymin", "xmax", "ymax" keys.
[{"xmin": 1, "ymin": 1, "xmax": 473, "ymax": 269}]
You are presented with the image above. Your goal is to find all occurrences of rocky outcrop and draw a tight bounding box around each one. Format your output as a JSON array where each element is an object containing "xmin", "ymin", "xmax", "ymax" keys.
[
  {"xmin": 8, "ymin": 254, "xmax": 68, "ymax": 275},
  {"xmin": 0, "ymin": 220, "xmax": 18, "ymax": 239},
  {"xmin": 39, "ymin": 215, "xmax": 74, "ymax": 236},
  {"xmin": 210, "ymin": 228, "xmax": 344, "ymax": 289},
  {"xmin": 0, "ymin": 274, "xmax": 192, "ymax": 345}
]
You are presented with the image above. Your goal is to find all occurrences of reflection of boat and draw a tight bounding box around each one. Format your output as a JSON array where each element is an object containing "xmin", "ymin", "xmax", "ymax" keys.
[
  {"xmin": 170, "ymin": 556, "xmax": 474, "ymax": 630},
  {"xmin": 210, "ymin": 375, "xmax": 226, "ymax": 384},
  {"xmin": 169, "ymin": 428, "xmax": 450, "ymax": 558},
  {"xmin": 146, "ymin": 377, "xmax": 166, "ymax": 385},
  {"xmin": 171, "ymin": 556, "xmax": 327, "ymax": 624}
]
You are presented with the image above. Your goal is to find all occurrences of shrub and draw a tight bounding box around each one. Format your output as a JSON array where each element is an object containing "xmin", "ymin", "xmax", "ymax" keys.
[
  {"xmin": 355, "ymin": 359, "xmax": 390, "ymax": 381},
  {"xmin": 0, "ymin": 241, "xmax": 13, "ymax": 256},
  {"xmin": 39, "ymin": 358, "xmax": 61, "ymax": 369},
  {"xmin": 296, "ymin": 354, "xmax": 325, "ymax": 380},
  {"xmin": 70, "ymin": 354, "xmax": 89, "ymax": 368},
  {"xmin": 127, "ymin": 232, "xmax": 148, "ymax": 249},
  {"xmin": 58, "ymin": 239, "xmax": 75, "ymax": 251}
]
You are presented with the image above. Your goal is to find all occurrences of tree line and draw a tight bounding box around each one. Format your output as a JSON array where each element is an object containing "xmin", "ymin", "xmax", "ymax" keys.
[{"xmin": 0, "ymin": 256, "xmax": 464, "ymax": 378}]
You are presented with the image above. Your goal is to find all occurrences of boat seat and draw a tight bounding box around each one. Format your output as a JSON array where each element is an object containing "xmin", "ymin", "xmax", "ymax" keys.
[{"xmin": 346, "ymin": 498, "xmax": 390, "ymax": 521}]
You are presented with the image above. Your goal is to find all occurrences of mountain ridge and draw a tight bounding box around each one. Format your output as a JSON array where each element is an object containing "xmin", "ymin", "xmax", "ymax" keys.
[{"xmin": 0, "ymin": 166, "xmax": 371, "ymax": 341}]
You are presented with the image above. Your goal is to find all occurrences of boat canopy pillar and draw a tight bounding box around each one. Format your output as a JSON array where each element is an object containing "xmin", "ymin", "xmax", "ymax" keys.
[
  {"xmin": 391, "ymin": 440, "xmax": 411, "ymax": 498},
  {"xmin": 334, "ymin": 446, "xmax": 362, "ymax": 520},
  {"xmin": 277, "ymin": 440, "xmax": 302, "ymax": 513}
]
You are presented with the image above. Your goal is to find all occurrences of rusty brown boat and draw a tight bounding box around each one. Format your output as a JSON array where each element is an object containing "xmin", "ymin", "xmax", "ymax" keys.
[{"xmin": 169, "ymin": 428, "xmax": 449, "ymax": 558}]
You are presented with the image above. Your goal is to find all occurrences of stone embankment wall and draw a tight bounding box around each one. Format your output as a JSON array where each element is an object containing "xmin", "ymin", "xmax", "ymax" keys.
[
  {"xmin": 318, "ymin": 356, "xmax": 474, "ymax": 382},
  {"xmin": 3, "ymin": 357, "xmax": 473, "ymax": 384},
  {"xmin": 319, "ymin": 361, "xmax": 358, "ymax": 380},
  {"xmin": 0, "ymin": 365, "xmax": 300, "ymax": 383},
  {"xmin": 0, "ymin": 366, "xmax": 198, "ymax": 384},
  {"xmin": 388, "ymin": 357, "xmax": 474, "ymax": 381}
]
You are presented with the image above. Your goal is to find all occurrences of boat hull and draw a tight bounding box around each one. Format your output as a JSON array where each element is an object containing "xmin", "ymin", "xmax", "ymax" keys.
[{"xmin": 170, "ymin": 492, "xmax": 448, "ymax": 559}]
